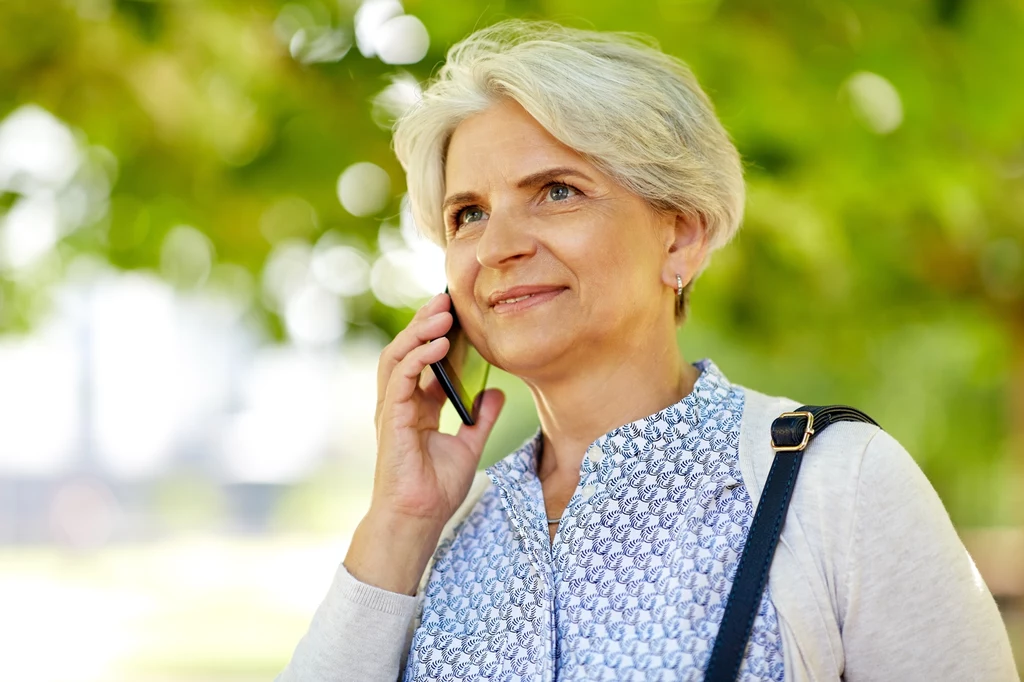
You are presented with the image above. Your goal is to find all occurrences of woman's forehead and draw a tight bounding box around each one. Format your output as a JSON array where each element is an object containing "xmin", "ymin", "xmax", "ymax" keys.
[{"xmin": 445, "ymin": 101, "xmax": 599, "ymax": 191}]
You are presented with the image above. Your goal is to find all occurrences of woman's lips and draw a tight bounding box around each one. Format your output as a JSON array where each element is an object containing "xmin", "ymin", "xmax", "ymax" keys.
[{"xmin": 490, "ymin": 287, "xmax": 566, "ymax": 314}]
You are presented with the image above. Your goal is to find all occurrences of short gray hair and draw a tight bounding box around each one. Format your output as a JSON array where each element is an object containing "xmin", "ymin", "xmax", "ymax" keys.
[{"xmin": 392, "ymin": 20, "xmax": 744, "ymax": 320}]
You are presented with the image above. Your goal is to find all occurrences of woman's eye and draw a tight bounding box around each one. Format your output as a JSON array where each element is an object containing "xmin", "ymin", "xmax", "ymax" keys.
[
  {"xmin": 456, "ymin": 206, "xmax": 486, "ymax": 227},
  {"xmin": 547, "ymin": 184, "xmax": 577, "ymax": 202}
]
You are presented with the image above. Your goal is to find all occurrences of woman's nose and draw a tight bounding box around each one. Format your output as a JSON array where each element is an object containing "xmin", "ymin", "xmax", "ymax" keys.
[{"xmin": 475, "ymin": 206, "xmax": 537, "ymax": 269}]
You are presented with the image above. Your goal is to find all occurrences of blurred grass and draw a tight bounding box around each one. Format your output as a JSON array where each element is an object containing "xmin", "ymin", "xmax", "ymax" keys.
[{"xmin": 0, "ymin": 536, "xmax": 352, "ymax": 681}]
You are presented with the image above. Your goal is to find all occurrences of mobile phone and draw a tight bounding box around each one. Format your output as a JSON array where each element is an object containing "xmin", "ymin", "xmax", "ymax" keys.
[{"xmin": 429, "ymin": 289, "xmax": 490, "ymax": 426}]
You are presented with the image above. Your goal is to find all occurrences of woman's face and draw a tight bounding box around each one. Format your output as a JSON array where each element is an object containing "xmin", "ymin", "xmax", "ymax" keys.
[{"xmin": 443, "ymin": 99, "xmax": 697, "ymax": 380}]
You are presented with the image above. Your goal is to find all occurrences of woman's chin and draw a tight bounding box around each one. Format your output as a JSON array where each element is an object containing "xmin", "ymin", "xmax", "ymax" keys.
[{"xmin": 486, "ymin": 335, "xmax": 574, "ymax": 378}]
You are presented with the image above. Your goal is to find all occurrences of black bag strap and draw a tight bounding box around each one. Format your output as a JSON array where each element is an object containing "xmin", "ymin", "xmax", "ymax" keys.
[{"xmin": 704, "ymin": 405, "xmax": 879, "ymax": 682}]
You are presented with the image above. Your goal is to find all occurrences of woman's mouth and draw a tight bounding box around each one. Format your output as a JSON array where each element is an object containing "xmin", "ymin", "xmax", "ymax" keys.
[{"xmin": 490, "ymin": 287, "xmax": 566, "ymax": 314}]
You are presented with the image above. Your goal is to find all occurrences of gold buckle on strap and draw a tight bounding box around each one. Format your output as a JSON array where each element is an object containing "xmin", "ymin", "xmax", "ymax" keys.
[{"xmin": 771, "ymin": 411, "xmax": 816, "ymax": 452}]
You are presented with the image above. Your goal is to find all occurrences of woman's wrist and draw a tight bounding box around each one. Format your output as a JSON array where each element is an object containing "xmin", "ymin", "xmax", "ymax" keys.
[{"xmin": 343, "ymin": 509, "xmax": 445, "ymax": 596}]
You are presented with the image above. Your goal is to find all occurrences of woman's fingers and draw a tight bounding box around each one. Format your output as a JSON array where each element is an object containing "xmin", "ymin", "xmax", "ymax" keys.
[
  {"xmin": 376, "ymin": 295, "xmax": 452, "ymax": 424},
  {"xmin": 377, "ymin": 294, "xmax": 450, "ymax": 387},
  {"xmin": 384, "ymin": 336, "xmax": 451, "ymax": 419}
]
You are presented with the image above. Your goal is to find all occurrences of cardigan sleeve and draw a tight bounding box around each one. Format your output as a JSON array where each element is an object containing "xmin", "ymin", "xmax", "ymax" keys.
[
  {"xmin": 839, "ymin": 429, "xmax": 1019, "ymax": 681},
  {"xmin": 275, "ymin": 473, "xmax": 493, "ymax": 682},
  {"xmin": 274, "ymin": 561, "xmax": 421, "ymax": 682}
]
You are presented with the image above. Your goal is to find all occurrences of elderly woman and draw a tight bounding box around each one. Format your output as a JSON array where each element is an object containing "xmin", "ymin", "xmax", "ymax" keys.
[{"xmin": 278, "ymin": 20, "xmax": 1017, "ymax": 682}]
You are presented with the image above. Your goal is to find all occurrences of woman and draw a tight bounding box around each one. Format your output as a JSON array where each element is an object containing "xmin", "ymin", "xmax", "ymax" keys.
[{"xmin": 278, "ymin": 20, "xmax": 1018, "ymax": 681}]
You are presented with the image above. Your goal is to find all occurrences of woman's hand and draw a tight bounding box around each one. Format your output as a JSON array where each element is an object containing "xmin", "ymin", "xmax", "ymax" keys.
[
  {"xmin": 372, "ymin": 291, "xmax": 504, "ymax": 524},
  {"xmin": 344, "ymin": 292, "xmax": 504, "ymax": 595}
]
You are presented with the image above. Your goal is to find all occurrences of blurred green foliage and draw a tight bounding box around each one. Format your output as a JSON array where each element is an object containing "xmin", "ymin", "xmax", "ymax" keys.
[{"xmin": 1, "ymin": 0, "xmax": 1023, "ymax": 527}]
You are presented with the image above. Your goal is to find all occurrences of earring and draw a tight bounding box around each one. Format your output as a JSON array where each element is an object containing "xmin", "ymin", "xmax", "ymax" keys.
[{"xmin": 676, "ymin": 274, "xmax": 683, "ymax": 299}]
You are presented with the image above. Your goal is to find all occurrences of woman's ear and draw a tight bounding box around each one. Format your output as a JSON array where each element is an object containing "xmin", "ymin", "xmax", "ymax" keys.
[{"xmin": 662, "ymin": 210, "xmax": 710, "ymax": 288}]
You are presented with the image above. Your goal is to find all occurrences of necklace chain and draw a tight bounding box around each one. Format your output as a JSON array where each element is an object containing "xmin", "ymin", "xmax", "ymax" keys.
[{"xmin": 541, "ymin": 438, "xmax": 563, "ymax": 524}]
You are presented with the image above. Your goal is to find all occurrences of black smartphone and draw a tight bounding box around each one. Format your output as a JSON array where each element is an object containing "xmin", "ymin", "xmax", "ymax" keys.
[{"xmin": 429, "ymin": 289, "xmax": 491, "ymax": 426}]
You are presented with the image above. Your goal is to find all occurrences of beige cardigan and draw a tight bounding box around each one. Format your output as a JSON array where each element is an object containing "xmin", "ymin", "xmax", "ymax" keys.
[{"xmin": 276, "ymin": 385, "xmax": 1019, "ymax": 681}]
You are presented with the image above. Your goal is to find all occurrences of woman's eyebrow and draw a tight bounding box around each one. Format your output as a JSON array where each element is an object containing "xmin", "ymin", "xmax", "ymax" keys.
[
  {"xmin": 441, "ymin": 191, "xmax": 479, "ymax": 213},
  {"xmin": 514, "ymin": 166, "xmax": 594, "ymax": 189},
  {"xmin": 441, "ymin": 166, "xmax": 595, "ymax": 212}
]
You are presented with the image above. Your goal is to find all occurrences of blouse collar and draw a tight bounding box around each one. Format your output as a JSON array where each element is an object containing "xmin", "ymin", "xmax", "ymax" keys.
[{"xmin": 486, "ymin": 357, "xmax": 735, "ymax": 484}]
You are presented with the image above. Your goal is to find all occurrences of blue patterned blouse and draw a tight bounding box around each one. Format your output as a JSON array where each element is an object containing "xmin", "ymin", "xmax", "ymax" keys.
[{"xmin": 403, "ymin": 359, "xmax": 785, "ymax": 681}]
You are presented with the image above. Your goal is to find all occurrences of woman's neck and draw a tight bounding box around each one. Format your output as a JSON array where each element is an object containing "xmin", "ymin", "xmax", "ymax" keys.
[{"xmin": 525, "ymin": 338, "xmax": 700, "ymax": 484}]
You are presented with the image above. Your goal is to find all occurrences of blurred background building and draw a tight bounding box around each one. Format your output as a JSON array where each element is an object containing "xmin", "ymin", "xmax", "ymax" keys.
[{"xmin": 0, "ymin": 0, "xmax": 1021, "ymax": 679}]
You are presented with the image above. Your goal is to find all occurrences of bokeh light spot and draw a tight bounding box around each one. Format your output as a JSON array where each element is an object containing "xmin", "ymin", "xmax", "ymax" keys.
[
  {"xmin": 160, "ymin": 224, "xmax": 215, "ymax": 290},
  {"xmin": 337, "ymin": 162, "xmax": 391, "ymax": 217},
  {"xmin": 312, "ymin": 242, "xmax": 371, "ymax": 297},
  {"xmin": 845, "ymin": 71, "xmax": 903, "ymax": 135},
  {"xmin": 374, "ymin": 14, "xmax": 430, "ymax": 65},
  {"xmin": 354, "ymin": 0, "xmax": 404, "ymax": 58},
  {"xmin": 371, "ymin": 73, "xmax": 423, "ymax": 129}
]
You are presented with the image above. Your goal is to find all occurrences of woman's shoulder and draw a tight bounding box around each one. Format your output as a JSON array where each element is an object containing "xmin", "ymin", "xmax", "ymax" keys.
[
  {"xmin": 738, "ymin": 386, "xmax": 1017, "ymax": 680},
  {"xmin": 738, "ymin": 382, "xmax": 966, "ymax": 606},
  {"xmin": 736, "ymin": 383, "xmax": 925, "ymax": 591},
  {"xmin": 737, "ymin": 384, "xmax": 890, "ymax": 504}
]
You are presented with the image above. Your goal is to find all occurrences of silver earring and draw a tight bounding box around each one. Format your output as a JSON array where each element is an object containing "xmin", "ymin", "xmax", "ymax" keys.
[{"xmin": 676, "ymin": 274, "xmax": 683, "ymax": 298}]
